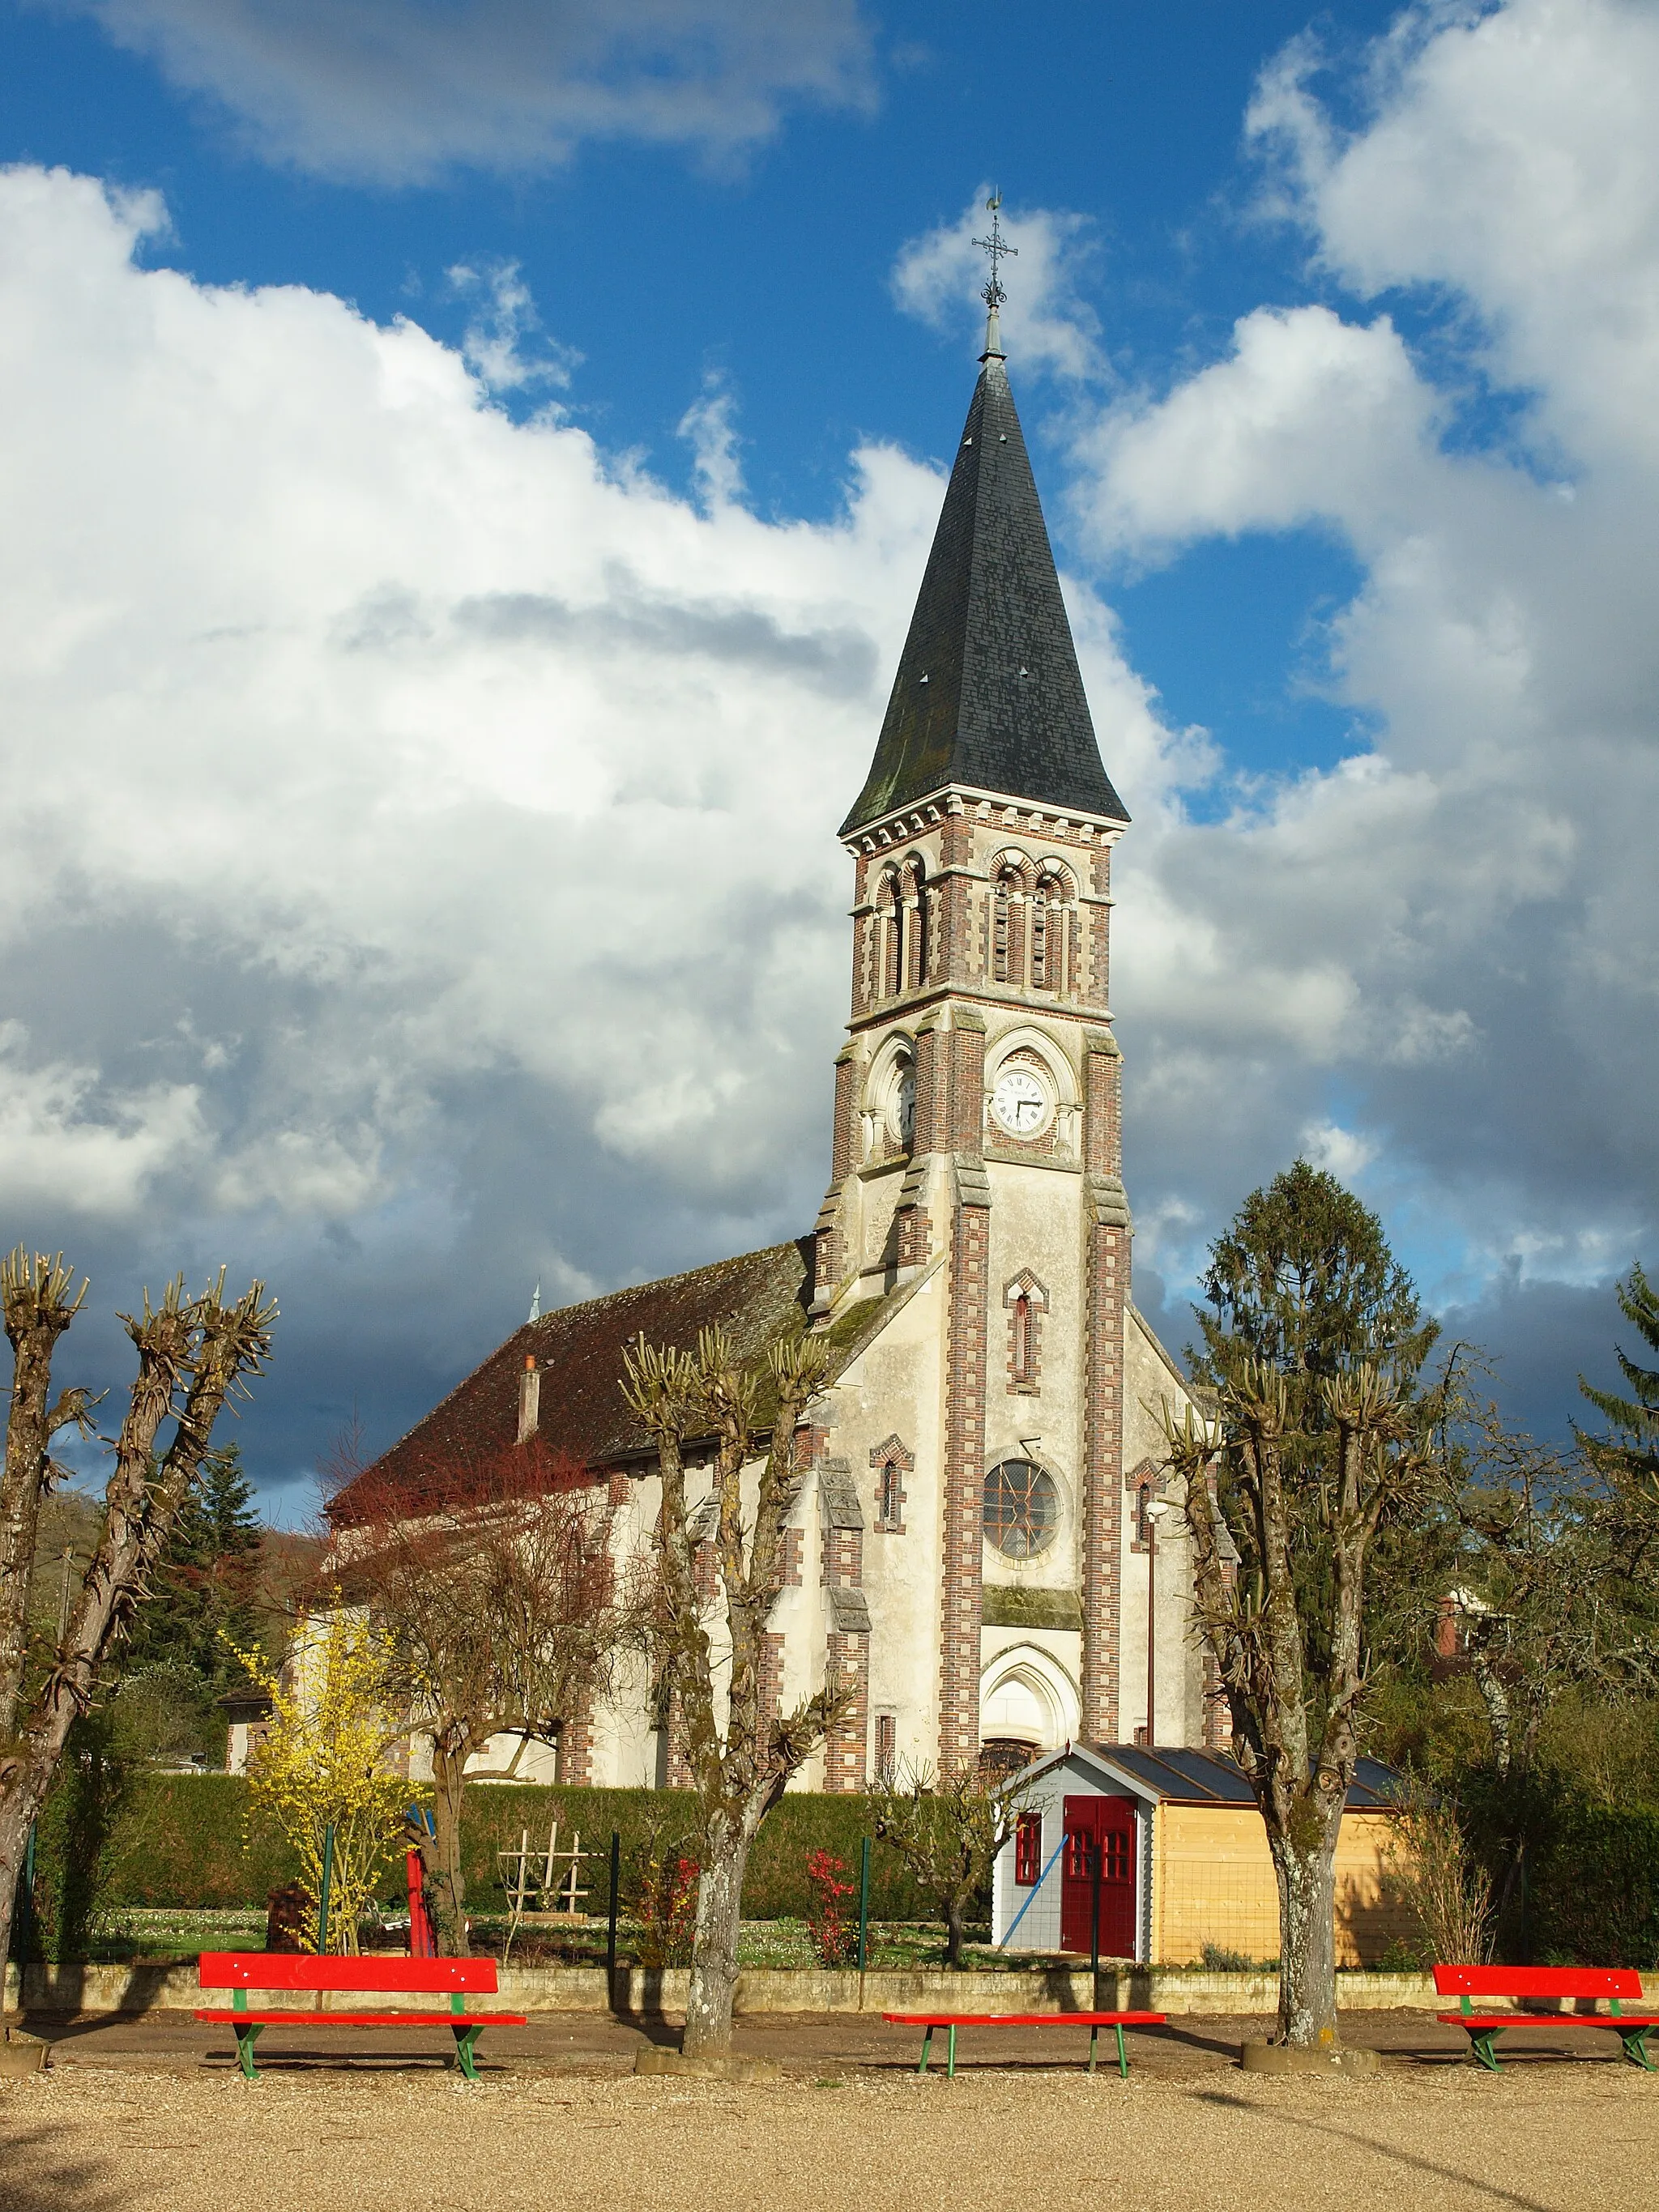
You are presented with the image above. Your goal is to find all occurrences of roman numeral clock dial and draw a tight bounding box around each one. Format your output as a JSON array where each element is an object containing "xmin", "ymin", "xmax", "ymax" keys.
[{"xmin": 990, "ymin": 1064, "xmax": 1048, "ymax": 1137}]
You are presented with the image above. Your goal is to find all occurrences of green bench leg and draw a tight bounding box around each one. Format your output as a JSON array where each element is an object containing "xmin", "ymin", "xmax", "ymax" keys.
[
  {"xmin": 917, "ymin": 2024, "xmax": 932, "ymax": 2075},
  {"xmin": 1115, "ymin": 2025, "xmax": 1128, "ymax": 2081},
  {"xmin": 1086, "ymin": 2024, "xmax": 1098, "ymax": 2075},
  {"xmin": 451, "ymin": 2025, "xmax": 484, "ymax": 2082},
  {"xmin": 1468, "ymin": 2028, "xmax": 1503, "ymax": 2073},
  {"xmin": 946, "ymin": 2025, "xmax": 957, "ymax": 2080},
  {"xmin": 1619, "ymin": 2028, "xmax": 1654, "ymax": 2073},
  {"xmin": 233, "ymin": 2024, "xmax": 264, "ymax": 2082}
]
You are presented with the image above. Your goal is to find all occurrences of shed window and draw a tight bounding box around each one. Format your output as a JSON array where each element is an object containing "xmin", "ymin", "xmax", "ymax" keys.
[{"xmin": 1014, "ymin": 1811, "xmax": 1043, "ymax": 1886}]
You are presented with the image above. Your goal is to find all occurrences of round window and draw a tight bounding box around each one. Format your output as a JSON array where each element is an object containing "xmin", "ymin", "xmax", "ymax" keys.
[{"xmin": 983, "ymin": 1460, "xmax": 1060, "ymax": 1558}]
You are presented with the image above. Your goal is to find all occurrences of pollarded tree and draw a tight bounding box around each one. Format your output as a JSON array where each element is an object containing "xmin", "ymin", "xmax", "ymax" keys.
[
  {"xmin": 330, "ymin": 1437, "xmax": 622, "ymax": 1955},
  {"xmin": 1160, "ymin": 1165, "xmax": 1439, "ymax": 2056},
  {"xmin": 0, "ymin": 1251, "xmax": 275, "ymax": 1972},
  {"xmin": 872, "ymin": 1762, "xmax": 1028, "ymax": 1970},
  {"xmin": 622, "ymin": 1324, "xmax": 847, "ymax": 2061}
]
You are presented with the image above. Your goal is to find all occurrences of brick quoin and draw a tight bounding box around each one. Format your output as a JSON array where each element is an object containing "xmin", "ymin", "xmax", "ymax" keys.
[
  {"xmin": 822, "ymin": 1631, "xmax": 868, "ymax": 1791},
  {"xmin": 559, "ymin": 1694, "xmax": 594, "ymax": 1787},
  {"xmin": 757, "ymin": 1630, "xmax": 787, "ymax": 1727},
  {"xmin": 664, "ymin": 1688, "xmax": 691, "ymax": 1791},
  {"xmin": 813, "ymin": 1047, "xmax": 860, "ymax": 1303},
  {"xmin": 939, "ymin": 1011, "xmax": 991, "ymax": 1775},
  {"xmin": 1081, "ymin": 1028, "xmax": 1128, "ymax": 1740}
]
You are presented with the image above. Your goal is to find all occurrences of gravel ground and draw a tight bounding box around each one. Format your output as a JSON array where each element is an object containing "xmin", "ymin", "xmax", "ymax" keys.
[{"xmin": 3, "ymin": 2027, "xmax": 1653, "ymax": 2212}]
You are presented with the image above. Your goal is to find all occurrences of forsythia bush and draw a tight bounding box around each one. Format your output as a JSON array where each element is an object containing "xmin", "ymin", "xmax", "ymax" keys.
[{"xmin": 228, "ymin": 1609, "xmax": 414, "ymax": 1954}]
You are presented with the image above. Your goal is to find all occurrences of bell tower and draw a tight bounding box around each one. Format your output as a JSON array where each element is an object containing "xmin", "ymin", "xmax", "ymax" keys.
[{"xmin": 812, "ymin": 209, "xmax": 1137, "ymax": 1765}]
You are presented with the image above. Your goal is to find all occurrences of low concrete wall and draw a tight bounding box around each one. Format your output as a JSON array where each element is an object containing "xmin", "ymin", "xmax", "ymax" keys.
[{"xmin": 5, "ymin": 1958, "xmax": 1440, "ymax": 2018}]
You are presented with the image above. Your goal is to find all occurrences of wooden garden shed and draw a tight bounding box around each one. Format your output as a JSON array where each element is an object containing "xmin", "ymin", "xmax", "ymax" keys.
[{"xmin": 991, "ymin": 1743, "xmax": 1414, "ymax": 1968}]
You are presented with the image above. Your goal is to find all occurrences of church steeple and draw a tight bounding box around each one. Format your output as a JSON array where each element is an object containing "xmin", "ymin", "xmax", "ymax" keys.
[
  {"xmin": 816, "ymin": 216, "xmax": 1145, "ymax": 1771},
  {"xmin": 840, "ymin": 305, "xmax": 1128, "ymax": 837}
]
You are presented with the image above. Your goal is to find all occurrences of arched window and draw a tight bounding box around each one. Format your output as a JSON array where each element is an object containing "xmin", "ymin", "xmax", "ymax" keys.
[
  {"xmin": 1003, "ymin": 1270, "xmax": 1047, "ymax": 1392},
  {"xmin": 881, "ymin": 1460, "xmax": 903, "ymax": 1529},
  {"xmin": 872, "ymin": 1434, "xmax": 913, "ymax": 1532},
  {"xmin": 876, "ymin": 870, "xmax": 902, "ymax": 1000},
  {"xmin": 903, "ymin": 859, "xmax": 928, "ymax": 990},
  {"xmin": 992, "ymin": 867, "xmax": 1022, "ymax": 984},
  {"xmin": 1011, "ymin": 1294, "xmax": 1032, "ymax": 1383},
  {"xmin": 1031, "ymin": 872, "xmax": 1066, "ymax": 991}
]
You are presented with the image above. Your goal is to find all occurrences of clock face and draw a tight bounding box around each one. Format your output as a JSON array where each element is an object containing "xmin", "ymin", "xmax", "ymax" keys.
[{"xmin": 991, "ymin": 1065, "xmax": 1048, "ymax": 1136}]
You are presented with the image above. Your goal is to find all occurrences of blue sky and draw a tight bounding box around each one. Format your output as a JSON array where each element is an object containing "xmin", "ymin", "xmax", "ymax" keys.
[
  {"xmin": 2, "ymin": 0, "xmax": 1654, "ymax": 1511},
  {"xmin": 0, "ymin": 0, "xmax": 1397, "ymax": 781}
]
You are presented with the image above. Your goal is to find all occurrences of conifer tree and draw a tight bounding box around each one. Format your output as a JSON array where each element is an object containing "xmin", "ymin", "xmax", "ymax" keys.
[
  {"xmin": 1577, "ymin": 1263, "xmax": 1659, "ymax": 1494},
  {"xmin": 122, "ymin": 1443, "xmax": 264, "ymax": 1686},
  {"xmin": 1163, "ymin": 1163, "xmax": 1439, "ymax": 2055}
]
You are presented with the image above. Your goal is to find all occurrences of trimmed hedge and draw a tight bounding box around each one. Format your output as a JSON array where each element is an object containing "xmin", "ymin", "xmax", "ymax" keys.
[
  {"xmin": 31, "ymin": 1775, "xmax": 933, "ymax": 1927},
  {"xmin": 1528, "ymin": 1801, "xmax": 1659, "ymax": 1968}
]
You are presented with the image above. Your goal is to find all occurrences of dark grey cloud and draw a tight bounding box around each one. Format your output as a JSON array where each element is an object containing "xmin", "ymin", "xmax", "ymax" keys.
[
  {"xmin": 57, "ymin": 0, "xmax": 877, "ymax": 182},
  {"xmin": 453, "ymin": 578, "xmax": 879, "ymax": 696}
]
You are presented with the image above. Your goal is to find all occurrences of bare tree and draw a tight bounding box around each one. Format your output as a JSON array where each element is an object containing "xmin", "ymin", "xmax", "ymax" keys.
[
  {"xmin": 621, "ymin": 1323, "xmax": 846, "ymax": 2061},
  {"xmin": 1435, "ymin": 1389, "xmax": 1657, "ymax": 1782},
  {"xmin": 1162, "ymin": 1362, "xmax": 1427, "ymax": 2052},
  {"xmin": 872, "ymin": 1762, "xmax": 1026, "ymax": 1969},
  {"xmin": 1384, "ymin": 1772, "xmax": 1493, "ymax": 1968},
  {"xmin": 328, "ymin": 1437, "xmax": 621, "ymax": 1955},
  {"xmin": 1, "ymin": 1251, "xmax": 274, "ymax": 1971}
]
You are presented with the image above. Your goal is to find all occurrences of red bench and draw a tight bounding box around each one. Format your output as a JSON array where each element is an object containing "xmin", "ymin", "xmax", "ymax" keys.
[
  {"xmin": 1435, "ymin": 1963, "xmax": 1658, "ymax": 2073},
  {"xmin": 883, "ymin": 2009, "xmax": 1166, "ymax": 2079},
  {"xmin": 196, "ymin": 1952, "xmax": 527, "ymax": 2080}
]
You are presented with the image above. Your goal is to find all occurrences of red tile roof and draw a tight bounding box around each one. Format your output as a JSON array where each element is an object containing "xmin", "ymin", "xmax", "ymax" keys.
[{"xmin": 332, "ymin": 1238, "xmax": 816, "ymax": 1521}]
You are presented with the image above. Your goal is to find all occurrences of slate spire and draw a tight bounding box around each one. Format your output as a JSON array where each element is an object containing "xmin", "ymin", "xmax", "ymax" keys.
[{"xmin": 841, "ymin": 342, "xmax": 1128, "ymax": 837}]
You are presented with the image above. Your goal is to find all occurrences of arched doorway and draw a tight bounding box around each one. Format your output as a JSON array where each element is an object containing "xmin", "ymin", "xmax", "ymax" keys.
[{"xmin": 979, "ymin": 1645, "xmax": 1080, "ymax": 1767}]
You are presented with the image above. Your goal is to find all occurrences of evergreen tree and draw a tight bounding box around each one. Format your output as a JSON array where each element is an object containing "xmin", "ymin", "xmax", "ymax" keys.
[
  {"xmin": 1164, "ymin": 1161, "xmax": 1444, "ymax": 2051},
  {"xmin": 121, "ymin": 1443, "xmax": 264, "ymax": 1687},
  {"xmin": 1191, "ymin": 1157, "xmax": 1439, "ymax": 1406},
  {"xmin": 1577, "ymin": 1263, "xmax": 1659, "ymax": 1493}
]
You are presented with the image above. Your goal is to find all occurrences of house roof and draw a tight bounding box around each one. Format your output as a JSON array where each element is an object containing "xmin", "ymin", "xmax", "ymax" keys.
[
  {"xmin": 1028, "ymin": 1742, "xmax": 1401, "ymax": 1810},
  {"xmin": 331, "ymin": 1238, "xmax": 818, "ymax": 1521},
  {"xmin": 840, "ymin": 353, "xmax": 1128, "ymax": 837}
]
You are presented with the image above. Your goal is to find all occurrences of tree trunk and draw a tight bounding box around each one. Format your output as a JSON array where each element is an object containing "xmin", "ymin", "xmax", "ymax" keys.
[
  {"xmin": 1269, "ymin": 1818, "xmax": 1341, "ymax": 2048},
  {"xmin": 682, "ymin": 1812, "xmax": 753, "ymax": 2058},
  {"xmin": 943, "ymin": 1898, "xmax": 966, "ymax": 1970},
  {"xmin": 429, "ymin": 1741, "xmax": 470, "ymax": 1957},
  {"xmin": 0, "ymin": 1779, "xmax": 37, "ymax": 1987},
  {"xmin": 1471, "ymin": 1646, "xmax": 1512, "ymax": 1777}
]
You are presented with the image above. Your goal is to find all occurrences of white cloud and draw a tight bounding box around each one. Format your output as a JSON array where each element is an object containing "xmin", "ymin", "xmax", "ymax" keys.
[
  {"xmin": 892, "ymin": 190, "xmax": 1102, "ymax": 381},
  {"xmin": 1077, "ymin": 305, "xmax": 1438, "ymax": 556},
  {"xmin": 1076, "ymin": 0, "xmax": 1659, "ymax": 1316},
  {"xmin": 677, "ymin": 375, "xmax": 745, "ymax": 510},
  {"xmin": 1248, "ymin": 0, "xmax": 1659, "ymax": 469},
  {"xmin": 1300, "ymin": 1121, "xmax": 1380, "ymax": 1183},
  {"xmin": 446, "ymin": 260, "xmax": 578, "ymax": 394},
  {"xmin": 52, "ymin": 0, "xmax": 876, "ymax": 184},
  {"xmin": 0, "ymin": 1024, "xmax": 204, "ymax": 1217},
  {"xmin": 9, "ymin": 0, "xmax": 1659, "ymax": 1473},
  {"xmin": 0, "ymin": 162, "xmax": 957, "ymax": 1266}
]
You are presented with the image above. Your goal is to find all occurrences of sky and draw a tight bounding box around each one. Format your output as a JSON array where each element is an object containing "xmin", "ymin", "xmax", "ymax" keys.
[{"xmin": 1, "ymin": 0, "xmax": 1655, "ymax": 1516}]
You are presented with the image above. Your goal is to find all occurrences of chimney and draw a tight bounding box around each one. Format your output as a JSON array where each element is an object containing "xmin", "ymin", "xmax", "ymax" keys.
[
  {"xmin": 1435, "ymin": 1593, "xmax": 1459, "ymax": 1660},
  {"xmin": 518, "ymin": 1353, "xmax": 540, "ymax": 1445}
]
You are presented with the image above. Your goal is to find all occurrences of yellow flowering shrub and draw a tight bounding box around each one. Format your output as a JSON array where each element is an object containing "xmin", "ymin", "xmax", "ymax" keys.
[{"xmin": 228, "ymin": 1607, "xmax": 416, "ymax": 1953}]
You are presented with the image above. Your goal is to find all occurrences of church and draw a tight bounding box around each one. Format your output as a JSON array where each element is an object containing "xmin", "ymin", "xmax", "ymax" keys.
[{"xmin": 339, "ymin": 269, "xmax": 1213, "ymax": 1792}]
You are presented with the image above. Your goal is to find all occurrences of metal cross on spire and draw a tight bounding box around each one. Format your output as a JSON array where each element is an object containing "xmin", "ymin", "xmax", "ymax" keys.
[{"xmin": 972, "ymin": 192, "xmax": 1017, "ymax": 316}]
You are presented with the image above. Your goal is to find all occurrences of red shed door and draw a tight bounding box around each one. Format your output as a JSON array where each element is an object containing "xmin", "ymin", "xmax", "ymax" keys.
[{"xmin": 1060, "ymin": 1794, "xmax": 1137, "ymax": 1957}]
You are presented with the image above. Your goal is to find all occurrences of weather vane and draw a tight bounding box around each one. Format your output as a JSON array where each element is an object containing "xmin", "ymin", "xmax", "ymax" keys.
[{"xmin": 972, "ymin": 191, "xmax": 1017, "ymax": 316}]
